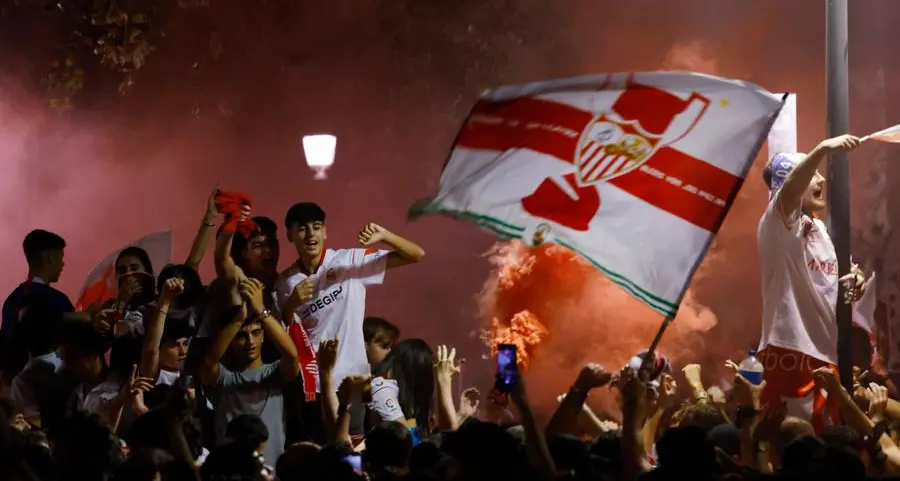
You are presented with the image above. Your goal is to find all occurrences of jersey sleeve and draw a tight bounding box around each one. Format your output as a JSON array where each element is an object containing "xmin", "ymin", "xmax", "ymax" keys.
[
  {"xmin": 758, "ymin": 190, "xmax": 803, "ymax": 248},
  {"xmin": 351, "ymin": 249, "xmax": 389, "ymax": 286},
  {"xmin": 369, "ymin": 377, "xmax": 405, "ymax": 422}
]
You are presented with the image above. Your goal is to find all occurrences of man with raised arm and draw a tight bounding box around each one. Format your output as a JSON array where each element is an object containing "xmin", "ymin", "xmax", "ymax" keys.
[
  {"xmin": 757, "ymin": 134, "xmax": 866, "ymax": 429},
  {"xmin": 274, "ymin": 202, "xmax": 424, "ymax": 440}
]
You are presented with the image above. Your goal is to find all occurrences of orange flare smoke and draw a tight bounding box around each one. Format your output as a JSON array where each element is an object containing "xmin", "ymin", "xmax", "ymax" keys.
[{"xmin": 480, "ymin": 310, "xmax": 548, "ymax": 369}]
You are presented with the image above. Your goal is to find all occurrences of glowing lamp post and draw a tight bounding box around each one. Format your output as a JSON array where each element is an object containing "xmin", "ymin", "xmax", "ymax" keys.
[{"xmin": 303, "ymin": 134, "xmax": 336, "ymax": 180}]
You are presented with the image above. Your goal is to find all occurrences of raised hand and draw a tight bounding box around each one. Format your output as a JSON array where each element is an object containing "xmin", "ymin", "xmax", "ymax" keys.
[
  {"xmin": 317, "ymin": 339, "xmax": 338, "ymax": 374},
  {"xmin": 117, "ymin": 276, "xmax": 143, "ymax": 306},
  {"xmin": 457, "ymin": 387, "xmax": 481, "ymax": 421},
  {"xmin": 657, "ymin": 373, "xmax": 678, "ymax": 409},
  {"xmin": 358, "ymin": 222, "xmax": 388, "ymax": 246},
  {"xmin": 818, "ymin": 134, "xmax": 861, "ymax": 153},
  {"xmin": 682, "ymin": 363, "xmax": 703, "ymax": 390},
  {"xmin": 204, "ymin": 185, "xmax": 220, "ymax": 224},
  {"xmin": 866, "ymin": 383, "xmax": 889, "ymax": 422},
  {"xmin": 160, "ymin": 277, "xmax": 185, "ymax": 303},
  {"xmin": 434, "ymin": 345, "xmax": 463, "ymax": 384},
  {"xmin": 574, "ymin": 363, "xmax": 612, "ymax": 391},
  {"xmin": 338, "ymin": 375, "xmax": 373, "ymax": 405},
  {"xmin": 238, "ymin": 278, "xmax": 266, "ymax": 316},
  {"xmin": 290, "ymin": 278, "xmax": 314, "ymax": 307},
  {"xmin": 840, "ymin": 264, "xmax": 866, "ymax": 304},
  {"xmin": 120, "ymin": 365, "xmax": 155, "ymax": 411}
]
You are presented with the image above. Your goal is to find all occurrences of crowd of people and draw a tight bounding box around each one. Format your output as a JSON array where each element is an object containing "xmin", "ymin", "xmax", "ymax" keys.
[{"xmin": 0, "ymin": 132, "xmax": 897, "ymax": 481}]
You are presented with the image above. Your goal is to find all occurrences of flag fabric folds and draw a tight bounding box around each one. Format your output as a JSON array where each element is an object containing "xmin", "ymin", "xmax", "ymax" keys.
[
  {"xmin": 410, "ymin": 72, "xmax": 784, "ymax": 316},
  {"xmin": 75, "ymin": 231, "xmax": 174, "ymax": 311},
  {"xmin": 863, "ymin": 124, "xmax": 900, "ymax": 143}
]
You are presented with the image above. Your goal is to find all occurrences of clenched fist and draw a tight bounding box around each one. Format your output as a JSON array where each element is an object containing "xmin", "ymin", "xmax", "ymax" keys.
[
  {"xmin": 358, "ymin": 222, "xmax": 388, "ymax": 246},
  {"xmin": 290, "ymin": 278, "xmax": 314, "ymax": 307}
]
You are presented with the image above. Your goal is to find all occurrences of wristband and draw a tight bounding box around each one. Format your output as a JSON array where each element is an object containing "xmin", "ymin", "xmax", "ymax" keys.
[{"xmin": 256, "ymin": 309, "xmax": 272, "ymax": 322}]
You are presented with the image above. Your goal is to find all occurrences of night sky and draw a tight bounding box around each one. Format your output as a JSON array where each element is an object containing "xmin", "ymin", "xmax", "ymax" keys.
[{"xmin": 1, "ymin": 0, "xmax": 898, "ymax": 417}]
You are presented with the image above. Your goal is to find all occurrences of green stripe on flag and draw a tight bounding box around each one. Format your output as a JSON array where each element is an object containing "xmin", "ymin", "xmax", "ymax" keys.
[
  {"xmin": 555, "ymin": 240, "xmax": 678, "ymax": 317},
  {"xmin": 412, "ymin": 204, "xmax": 679, "ymax": 317}
]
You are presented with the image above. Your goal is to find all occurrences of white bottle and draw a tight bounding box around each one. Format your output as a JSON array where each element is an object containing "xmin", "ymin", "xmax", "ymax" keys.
[{"xmin": 738, "ymin": 349, "xmax": 764, "ymax": 386}]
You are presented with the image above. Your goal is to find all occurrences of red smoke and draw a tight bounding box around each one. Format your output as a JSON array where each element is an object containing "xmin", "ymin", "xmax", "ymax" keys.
[{"xmin": 477, "ymin": 241, "xmax": 721, "ymax": 418}]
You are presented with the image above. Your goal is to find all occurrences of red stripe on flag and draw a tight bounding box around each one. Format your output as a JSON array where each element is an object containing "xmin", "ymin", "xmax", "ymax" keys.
[
  {"xmin": 75, "ymin": 265, "xmax": 116, "ymax": 311},
  {"xmin": 608, "ymin": 146, "xmax": 739, "ymax": 232},
  {"xmin": 456, "ymin": 98, "xmax": 590, "ymax": 164}
]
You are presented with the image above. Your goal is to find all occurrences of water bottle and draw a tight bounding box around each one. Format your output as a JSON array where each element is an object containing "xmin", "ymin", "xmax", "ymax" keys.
[{"xmin": 738, "ymin": 349, "xmax": 764, "ymax": 386}]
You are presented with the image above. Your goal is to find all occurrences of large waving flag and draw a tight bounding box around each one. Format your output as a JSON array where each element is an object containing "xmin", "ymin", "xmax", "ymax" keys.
[
  {"xmin": 75, "ymin": 231, "xmax": 174, "ymax": 311},
  {"xmin": 410, "ymin": 72, "xmax": 784, "ymax": 317}
]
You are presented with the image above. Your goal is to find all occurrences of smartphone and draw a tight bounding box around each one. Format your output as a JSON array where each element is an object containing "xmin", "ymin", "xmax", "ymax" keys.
[
  {"xmin": 343, "ymin": 453, "xmax": 364, "ymax": 475},
  {"xmin": 495, "ymin": 344, "xmax": 518, "ymax": 393}
]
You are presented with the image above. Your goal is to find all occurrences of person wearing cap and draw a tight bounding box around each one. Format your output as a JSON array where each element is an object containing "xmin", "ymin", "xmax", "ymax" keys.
[{"xmin": 757, "ymin": 134, "xmax": 866, "ymax": 429}]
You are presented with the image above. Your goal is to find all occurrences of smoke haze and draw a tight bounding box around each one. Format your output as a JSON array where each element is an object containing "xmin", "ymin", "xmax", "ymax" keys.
[{"xmin": 1, "ymin": 0, "xmax": 898, "ymax": 417}]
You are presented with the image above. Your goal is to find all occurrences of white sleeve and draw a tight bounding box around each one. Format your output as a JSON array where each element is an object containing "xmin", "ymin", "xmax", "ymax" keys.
[
  {"xmin": 352, "ymin": 249, "xmax": 389, "ymax": 286},
  {"xmin": 759, "ymin": 191, "xmax": 803, "ymax": 247},
  {"xmin": 369, "ymin": 377, "xmax": 404, "ymax": 422}
]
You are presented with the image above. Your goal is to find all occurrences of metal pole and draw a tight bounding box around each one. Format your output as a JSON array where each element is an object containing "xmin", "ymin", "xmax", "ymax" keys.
[{"xmin": 826, "ymin": 0, "xmax": 854, "ymax": 392}]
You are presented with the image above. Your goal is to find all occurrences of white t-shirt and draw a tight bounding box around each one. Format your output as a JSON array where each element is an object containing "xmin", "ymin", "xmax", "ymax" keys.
[
  {"xmin": 369, "ymin": 376, "xmax": 405, "ymax": 423},
  {"xmin": 758, "ymin": 195, "xmax": 839, "ymax": 364},
  {"xmin": 274, "ymin": 248, "xmax": 388, "ymax": 391}
]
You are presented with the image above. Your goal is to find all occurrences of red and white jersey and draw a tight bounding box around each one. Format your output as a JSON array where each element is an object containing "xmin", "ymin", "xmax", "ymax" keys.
[
  {"xmin": 274, "ymin": 248, "xmax": 388, "ymax": 391},
  {"xmin": 758, "ymin": 194, "xmax": 839, "ymax": 364}
]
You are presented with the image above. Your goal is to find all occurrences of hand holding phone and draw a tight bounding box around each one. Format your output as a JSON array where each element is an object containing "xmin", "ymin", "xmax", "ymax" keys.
[{"xmin": 494, "ymin": 344, "xmax": 518, "ymax": 393}]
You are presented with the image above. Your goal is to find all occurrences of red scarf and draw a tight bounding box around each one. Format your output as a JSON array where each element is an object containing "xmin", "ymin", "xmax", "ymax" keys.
[
  {"xmin": 289, "ymin": 322, "xmax": 318, "ymax": 402},
  {"xmin": 215, "ymin": 191, "xmax": 258, "ymax": 238},
  {"xmin": 287, "ymin": 251, "xmax": 328, "ymax": 402}
]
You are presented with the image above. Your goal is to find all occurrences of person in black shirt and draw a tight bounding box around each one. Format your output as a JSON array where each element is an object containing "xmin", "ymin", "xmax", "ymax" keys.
[{"xmin": 1, "ymin": 229, "xmax": 74, "ymax": 383}]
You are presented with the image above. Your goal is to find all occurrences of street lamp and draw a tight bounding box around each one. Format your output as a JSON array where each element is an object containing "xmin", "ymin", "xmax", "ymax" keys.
[{"xmin": 303, "ymin": 134, "xmax": 337, "ymax": 180}]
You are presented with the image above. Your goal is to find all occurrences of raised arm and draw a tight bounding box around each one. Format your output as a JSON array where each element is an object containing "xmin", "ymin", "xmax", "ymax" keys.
[
  {"xmin": 139, "ymin": 278, "xmax": 183, "ymax": 379},
  {"xmin": 199, "ymin": 304, "xmax": 246, "ymax": 386},
  {"xmin": 776, "ymin": 135, "xmax": 859, "ymax": 217},
  {"xmin": 184, "ymin": 187, "xmax": 220, "ymax": 272},
  {"xmin": 546, "ymin": 363, "xmax": 611, "ymax": 438},
  {"xmin": 357, "ymin": 223, "xmax": 424, "ymax": 270},
  {"xmin": 214, "ymin": 203, "xmax": 251, "ymax": 283},
  {"xmin": 240, "ymin": 278, "xmax": 299, "ymax": 380}
]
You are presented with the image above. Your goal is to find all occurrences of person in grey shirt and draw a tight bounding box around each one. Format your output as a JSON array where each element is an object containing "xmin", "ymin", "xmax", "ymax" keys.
[{"xmin": 199, "ymin": 278, "xmax": 299, "ymax": 466}]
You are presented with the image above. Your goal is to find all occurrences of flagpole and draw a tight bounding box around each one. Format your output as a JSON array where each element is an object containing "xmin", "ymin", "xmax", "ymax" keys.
[
  {"xmin": 826, "ymin": 0, "xmax": 854, "ymax": 392},
  {"xmin": 639, "ymin": 95, "xmax": 790, "ymax": 374}
]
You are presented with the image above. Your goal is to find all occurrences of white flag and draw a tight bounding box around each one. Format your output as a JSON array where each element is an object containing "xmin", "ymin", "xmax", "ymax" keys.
[
  {"xmin": 853, "ymin": 272, "xmax": 877, "ymax": 335},
  {"xmin": 410, "ymin": 72, "xmax": 783, "ymax": 316},
  {"xmin": 75, "ymin": 231, "xmax": 174, "ymax": 310},
  {"xmin": 863, "ymin": 124, "xmax": 900, "ymax": 143}
]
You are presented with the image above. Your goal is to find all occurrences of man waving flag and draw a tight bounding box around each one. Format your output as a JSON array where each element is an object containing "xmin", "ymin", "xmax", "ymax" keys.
[{"xmin": 410, "ymin": 71, "xmax": 784, "ymax": 317}]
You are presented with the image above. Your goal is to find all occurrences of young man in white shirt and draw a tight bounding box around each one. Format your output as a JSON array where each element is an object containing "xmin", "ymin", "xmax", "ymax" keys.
[
  {"xmin": 274, "ymin": 202, "xmax": 424, "ymax": 440},
  {"xmin": 757, "ymin": 134, "xmax": 866, "ymax": 429}
]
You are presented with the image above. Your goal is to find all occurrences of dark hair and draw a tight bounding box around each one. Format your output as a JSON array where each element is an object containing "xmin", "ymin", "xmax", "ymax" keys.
[
  {"xmin": 365, "ymin": 421, "xmax": 412, "ymax": 470},
  {"xmin": 116, "ymin": 246, "xmax": 154, "ymax": 276},
  {"xmin": 284, "ymin": 202, "xmax": 326, "ymax": 230},
  {"xmin": 364, "ymin": 317, "xmax": 400, "ymax": 348},
  {"xmin": 226, "ymin": 414, "xmax": 269, "ymax": 449},
  {"xmin": 254, "ymin": 216, "xmax": 277, "ymax": 236},
  {"xmin": 58, "ymin": 322, "xmax": 111, "ymax": 358},
  {"xmin": 161, "ymin": 316, "xmax": 196, "ymax": 343},
  {"xmin": 372, "ymin": 338, "xmax": 434, "ymax": 429},
  {"xmin": 218, "ymin": 216, "xmax": 277, "ymax": 267},
  {"xmin": 22, "ymin": 229, "xmax": 65, "ymax": 266}
]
